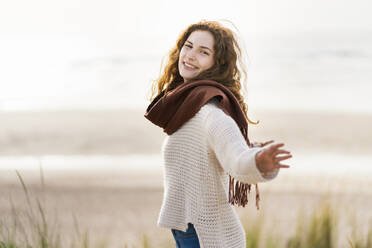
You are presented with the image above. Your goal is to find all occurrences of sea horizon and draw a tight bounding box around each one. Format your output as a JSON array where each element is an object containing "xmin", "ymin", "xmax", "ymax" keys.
[{"xmin": 0, "ymin": 29, "xmax": 371, "ymax": 114}]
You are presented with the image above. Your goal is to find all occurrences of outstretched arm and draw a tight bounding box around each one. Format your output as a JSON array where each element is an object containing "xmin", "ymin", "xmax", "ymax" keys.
[{"xmin": 205, "ymin": 105, "xmax": 290, "ymax": 184}]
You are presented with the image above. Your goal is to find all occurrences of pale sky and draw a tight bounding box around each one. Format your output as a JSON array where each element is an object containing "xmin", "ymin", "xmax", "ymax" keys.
[
  {"xmin": 0, "ymin": 0, "xmax": 371, "ymax": 36},
  {"xmin": 0, "ymin": 0, "xmax": 371, "ymax": 112},
  {"xmin": 1, "ymin": 0, "xmax": 371, "ymax": 63}
]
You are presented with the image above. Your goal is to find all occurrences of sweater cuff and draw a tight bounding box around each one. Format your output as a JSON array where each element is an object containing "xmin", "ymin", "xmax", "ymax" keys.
[
  {"xmin": 260, "ymin": 168, "xmax": 279, "ymax": 180},
  {"xmin": 231, "ymin": 147, "xmax": 278, "ymax": 184}
]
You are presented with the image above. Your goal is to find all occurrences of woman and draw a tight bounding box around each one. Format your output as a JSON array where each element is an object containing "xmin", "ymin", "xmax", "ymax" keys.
[{"xmin": 144, "ymin": 20, "xmax": 292, "ymax": 248}]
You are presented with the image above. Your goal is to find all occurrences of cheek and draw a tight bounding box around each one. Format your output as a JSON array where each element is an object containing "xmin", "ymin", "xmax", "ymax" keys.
[
  {"xmin": 204, "ymin": 57, "xmax": 214, "ymax": 69},
  {"xmin": 179, "ymin": 48, "xmax": 186, "ymax": 59},
  {"xmin": 178, "ymin": 52, "xmax": 185, "ymax": 67},
  {"xmin": 180, "ymin": 51, "xmax": 188, "ymax": 62}
]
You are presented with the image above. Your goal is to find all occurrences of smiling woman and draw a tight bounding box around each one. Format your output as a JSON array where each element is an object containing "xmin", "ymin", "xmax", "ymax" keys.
[
  {"xmin": 149, "ymin": 20, "xmax": 251, "ymax": 114},
  {"xmin": 178, "ymin": 30, "xmax": 215, "ymax": 82},
  {"xmin": 145, "ymin": 20, "xmax": 292, "ymax": 248}
]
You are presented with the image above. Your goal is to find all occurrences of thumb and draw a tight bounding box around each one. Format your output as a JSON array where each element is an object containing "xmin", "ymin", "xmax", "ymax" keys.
[{"xmin": 262, "ymin": 140, "xmax": 275, "ymax": 146}]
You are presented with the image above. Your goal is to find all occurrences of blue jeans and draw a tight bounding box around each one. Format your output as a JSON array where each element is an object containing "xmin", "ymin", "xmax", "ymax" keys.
[{"xmin": 171, "ymin": 223, "xmax": 200, "ymax": 248}]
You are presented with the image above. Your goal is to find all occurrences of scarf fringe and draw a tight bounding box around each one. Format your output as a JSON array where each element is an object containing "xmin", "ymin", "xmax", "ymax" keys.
[{"xmin": 228, "ymin": 175, "xmax": 260, "ymax": 210}]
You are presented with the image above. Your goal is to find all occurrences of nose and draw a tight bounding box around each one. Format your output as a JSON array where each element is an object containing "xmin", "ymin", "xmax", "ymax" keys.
[{"xmin": 185, "ymin": 49, "xmax": 197, "ymax": 60}]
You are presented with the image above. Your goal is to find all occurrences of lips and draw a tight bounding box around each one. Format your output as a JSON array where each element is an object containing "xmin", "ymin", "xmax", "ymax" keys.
[{"xmin": 183, "ymin": 61, "xmax": 198, "ymax": 70}]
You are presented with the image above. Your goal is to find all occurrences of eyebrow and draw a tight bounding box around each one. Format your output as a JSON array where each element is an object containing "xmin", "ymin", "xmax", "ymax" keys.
[{"xmin": 185, "ymin": 40, "xmax": 213, "ymax": 53}]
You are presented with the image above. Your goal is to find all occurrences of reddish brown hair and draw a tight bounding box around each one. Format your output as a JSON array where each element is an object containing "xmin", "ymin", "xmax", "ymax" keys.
[{"xmin": 149, "ymin": 20, "xmax": 256, "ymax": 123}]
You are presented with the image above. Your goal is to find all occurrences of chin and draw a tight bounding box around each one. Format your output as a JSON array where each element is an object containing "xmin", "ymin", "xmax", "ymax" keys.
[
  {"xmin": 180, "ymin": 74, "xmax": 194, "ymax": 82},
  {"xmin": 181, "ymin": 71, "xmax": 199, "ymax": 81}
]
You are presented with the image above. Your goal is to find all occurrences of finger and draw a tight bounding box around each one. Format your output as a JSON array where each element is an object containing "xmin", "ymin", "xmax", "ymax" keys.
[
  {"xmin": 276, "ymin": 161, "xmax": 291, "ymax": 168},
  {"xmin": 277, "ymin": 164, "xmax": 290, "ymax": 169},
  {"xmin": 262, "ymin": 140, "xmax": 274, "ymax": 146},
  {"xmin": 273, "ymin": 149, "xmax": 291, "ymax": 156},
  {"xmin": 268, "ymin": 143, "xmax": 284, "ymax": 152},
  {"xmin": 274, "ymin": 155, "xmax": 292, "ymax": 162}
]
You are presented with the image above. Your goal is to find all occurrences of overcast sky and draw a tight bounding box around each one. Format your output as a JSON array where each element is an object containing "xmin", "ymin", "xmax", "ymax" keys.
[
  {"xmin": 1, "ymin": 0, "xmax": 371, "ymax": 36},
  {"xmin": 0, "ymin": 0, "xmax": 371, "ymax": 111}
]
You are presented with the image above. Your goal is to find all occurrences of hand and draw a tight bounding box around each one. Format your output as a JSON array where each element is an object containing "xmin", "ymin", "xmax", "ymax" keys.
[{"xmin": 254, "ymin": 140, "xmax": 292, "ymax": 174}]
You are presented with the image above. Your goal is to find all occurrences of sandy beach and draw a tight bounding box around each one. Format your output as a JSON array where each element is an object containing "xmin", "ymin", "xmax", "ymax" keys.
[
  {"xmin": 1, "ymin": 108, "xmax": 372, "ymax": 156},
  {"xmin": 1, "ymin": 108, "xmax": 372, "ymax": 247},
  {"xmin": 1, "ymin": 168, "xmax": 371, "ymax": 247}
]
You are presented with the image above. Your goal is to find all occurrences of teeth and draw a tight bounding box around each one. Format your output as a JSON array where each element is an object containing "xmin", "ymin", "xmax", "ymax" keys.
[{"xmin": 184, "ymin": 62, "xmax": 196, "ymax": 69}]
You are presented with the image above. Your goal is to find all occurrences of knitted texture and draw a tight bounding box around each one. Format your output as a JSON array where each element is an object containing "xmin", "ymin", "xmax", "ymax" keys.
[{"xmin": 157, "ymin": 99, "xmax": 278, "ymax": 248}]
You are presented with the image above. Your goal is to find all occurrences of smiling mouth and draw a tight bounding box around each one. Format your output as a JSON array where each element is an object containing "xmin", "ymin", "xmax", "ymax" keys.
[{"xmin": 183, "ymin": 62, "xmax": 198, "ymax": 70}]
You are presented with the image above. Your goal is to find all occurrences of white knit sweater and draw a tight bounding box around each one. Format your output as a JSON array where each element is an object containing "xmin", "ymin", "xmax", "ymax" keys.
[{"xmin": 157, "ymin": 98, "xmax": 279, "ymax": 248}]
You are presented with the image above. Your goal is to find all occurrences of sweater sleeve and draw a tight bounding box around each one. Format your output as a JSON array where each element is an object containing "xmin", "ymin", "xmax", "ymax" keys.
[{"xmin": 205, "ymin": 103, "xmax": 279, "ymax": 184}]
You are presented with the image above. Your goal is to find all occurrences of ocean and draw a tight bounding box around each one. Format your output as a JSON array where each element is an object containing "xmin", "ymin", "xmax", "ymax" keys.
[
  {"xmin": 0, "ymin": 29, "xmax": 371, "ymax": 174},
  {"xmin": 0, "ymin": 30, "xmax": 371, "ymax": 113}
]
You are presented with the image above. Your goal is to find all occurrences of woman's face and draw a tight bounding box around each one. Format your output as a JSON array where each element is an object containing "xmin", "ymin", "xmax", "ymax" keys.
[{"xmin": 178, "ymin": 30, "xmax": 215, "ymax": 82}]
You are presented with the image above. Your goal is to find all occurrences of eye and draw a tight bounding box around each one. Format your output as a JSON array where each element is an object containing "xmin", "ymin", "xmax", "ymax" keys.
[
  {"xmin": 201, "ymin": 50, "xmax": 209, "ymax": 55},
  {"xmin": 184, "ymin": 44, "xmax": 192, "ymax": 48}
]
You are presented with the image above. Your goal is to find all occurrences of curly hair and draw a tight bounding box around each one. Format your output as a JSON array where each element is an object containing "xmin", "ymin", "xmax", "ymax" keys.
[{"xmin": 148, "ymin": 20, "xmax": 257, "ymax": 124}]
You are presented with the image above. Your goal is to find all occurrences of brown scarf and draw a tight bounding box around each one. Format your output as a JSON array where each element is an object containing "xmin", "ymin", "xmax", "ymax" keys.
[{"xmin": 144, "ymin": 80, "xmax": 260, "ymax": 209}]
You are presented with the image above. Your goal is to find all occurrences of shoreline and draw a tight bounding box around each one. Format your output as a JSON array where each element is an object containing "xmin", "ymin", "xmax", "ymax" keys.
[
  {"xmin": 0, "ymin": 107, "xmax": 371, "ymax": 156},
  {"xmin": 1, "ymin": 152, "xmax": 371, "ymax": 195}
]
